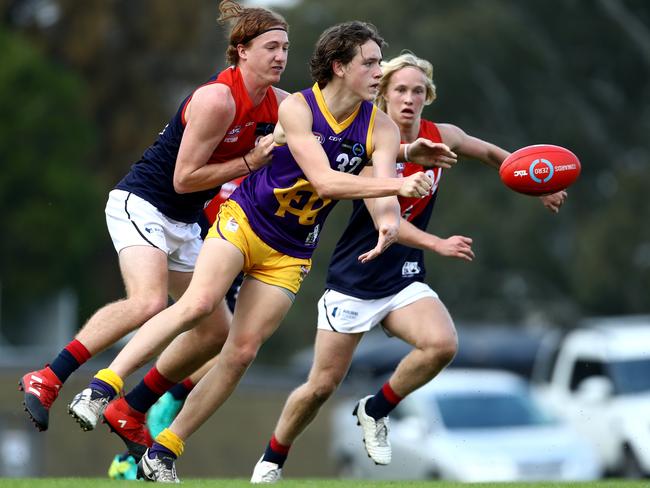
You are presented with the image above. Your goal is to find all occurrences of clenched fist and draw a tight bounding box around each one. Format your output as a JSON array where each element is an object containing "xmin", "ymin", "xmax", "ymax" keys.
[{"xmin": 398, "ymin": 171, "xmax": 432, "ymax": 198}]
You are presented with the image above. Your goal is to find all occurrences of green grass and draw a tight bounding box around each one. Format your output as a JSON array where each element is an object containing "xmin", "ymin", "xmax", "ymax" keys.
[{"xmin": 0, "ymin": 480, "xmax": 646, "ymax": 488}]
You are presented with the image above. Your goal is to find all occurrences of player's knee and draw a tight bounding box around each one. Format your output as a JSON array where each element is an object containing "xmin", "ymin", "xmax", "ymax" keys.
[
  {"xmin": 130, "ymin": 295, "xmax": 168, "ymax": 322},
  {"xmin": 436, "ymin": 334, "xmax": 458, "ymax": 366},
  {"xmin": 420, "ymin": 332, "xmax": 458, "ymax": 368},
  {"xmin": 226, "ymin": 341, "xmax": 259, "ymax": 371},
  {"xmin": 179, "ymin": 294, "xmax": 219, "ymax": 322}
]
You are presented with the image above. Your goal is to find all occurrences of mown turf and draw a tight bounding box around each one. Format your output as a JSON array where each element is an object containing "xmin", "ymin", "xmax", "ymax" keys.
[{"xmin": 0, "ymin": 479, "xmax": 647, "ymax": 488}]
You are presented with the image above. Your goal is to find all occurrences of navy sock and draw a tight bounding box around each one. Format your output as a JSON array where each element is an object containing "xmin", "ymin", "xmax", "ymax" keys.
[
  {"xmin": 364, "ymin": 383, "xmax": 402, "ymax": 420},
  {"xmin": 262, "ymin": 435, "xmax": 290, "ymax": 467},
  {"xmin": 49, "ymin": 350, "xmax": 80, "ymax": 383},
  {"xmin": 168, "ymin": 382, "xmax": 191, "ymax": 401},
  {"xmin": 125, "ymin": 379, "xmax": 160, "ymax": 414},
  {"xmin": 49, "ymin": 340, "xmax": 90, "ymax": 383}
]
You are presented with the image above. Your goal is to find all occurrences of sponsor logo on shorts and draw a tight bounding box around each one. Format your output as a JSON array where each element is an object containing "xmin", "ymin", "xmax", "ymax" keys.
[
  {"xmin": 225, "ymin": 217, "xmax": 239, "ymax": 232},
  {"xmin": 331, "ymin": 307, "xmax": 358, "ymax": 320},
  {"xmin": 402, "ymin": 261, "xmax": 421, "ymax": 277},
  {"xmin": 144, "ymin": 225, "xmax": 163, "ymax": 235},
  {"xmin": 299, "ymin": 265, "xmax": 310, "ymax": 282}
]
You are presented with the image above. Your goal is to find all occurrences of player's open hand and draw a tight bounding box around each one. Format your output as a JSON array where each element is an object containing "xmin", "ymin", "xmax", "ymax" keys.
[
  {"xmin": 540, "ymin": 190, "xmax": 567, "ymax": 214},
  {"xmin": 246, "ymin": 133, "xmax": 275, "ymax": 170},
  {"xmin": 357, "ymin": 222, "xmax": 399, "ymax": 263},
  {"xmin": 433, "ymin": 235, "xmax": 474, "ymax": 261},
  {"xmin": 408, "ymin": 139, "xmax": 457, "ymax": 168},
  {"xmin": 398, "ymin": 171, "xmax": 432, "ymax": 198}
]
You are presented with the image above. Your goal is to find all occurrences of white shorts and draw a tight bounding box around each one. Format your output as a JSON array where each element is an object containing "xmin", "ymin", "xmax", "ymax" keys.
[
  {"xmin": 317, "ymin": 281, "xmax": 438, "ymax": 334},
  {"xmin": 105, "ymin": 189, "xmax": 202, "ymax": 272}
]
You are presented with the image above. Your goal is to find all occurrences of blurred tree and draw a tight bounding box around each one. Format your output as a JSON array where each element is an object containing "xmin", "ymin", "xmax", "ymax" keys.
[
  {"xmin": 1, "ymin": 0, "xmax": 648, "ymax": 357},
  {"xmin": 0, "ymin": 26, "xmax": 103, "ymax": 334}
]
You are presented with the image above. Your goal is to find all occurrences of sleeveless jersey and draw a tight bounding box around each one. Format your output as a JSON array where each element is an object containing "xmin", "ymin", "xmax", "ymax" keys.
[
  {"xmin": 326, "ymin": 119, "xmax": 444, "ymax": 299},
  {"xmin": 116, "ymin": 66, "xmax": 278, "ymax": 224},
  {"xmin": 232, "ymin": 83, "xmax": 377, "ymax": 259}
]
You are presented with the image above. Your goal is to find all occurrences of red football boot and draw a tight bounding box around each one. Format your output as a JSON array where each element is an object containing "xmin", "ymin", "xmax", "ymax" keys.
[
  {"xmin": 19, "ymin": 366, "xmax": 62, "ymax": 431},
  {"xmin": 103, "ymin": 397, "xmax": 153, "ymax": 462}
]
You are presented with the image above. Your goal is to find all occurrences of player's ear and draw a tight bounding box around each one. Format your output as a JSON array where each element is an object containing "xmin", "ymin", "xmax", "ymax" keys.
[
  {"xmin": 332, "ymin": 59, "xmax": 346, "ymax": 78},
  {"xmin": 237, "ymin": 44, "xmax": 248, "ymax": 61}
]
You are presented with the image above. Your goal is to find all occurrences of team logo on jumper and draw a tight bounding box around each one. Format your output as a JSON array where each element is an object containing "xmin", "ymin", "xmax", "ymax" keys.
[
  {"xmin": 255, "ymin": 122, "xmax": 275, "ymax": 136},
  {"xmin": 402, "ymin": 261, "xmax": 421, "ymax": 277},
  {"xmin": 331, "ymin": 307, "xmax": 358, "ymax": 320},
  {"xmin": 305, "ymin": 224, "xmax": 320, "ymax": 246},
  {"xmin": 529, "ymin": 158, "xmax": 554, "ymax": 183},
  {"xmin": 341, "ymin": 139, "xmax": 365, "ymax": 157}
]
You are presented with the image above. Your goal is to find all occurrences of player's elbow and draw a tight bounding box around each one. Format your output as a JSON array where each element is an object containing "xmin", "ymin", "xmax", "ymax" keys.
[
  {"xmin": 310, "ymin": 177, "xmax": 337, "ymax": 200},
  {"xmin": 173, "ymin": 175, "xmax": 192, "ymax": 194}
]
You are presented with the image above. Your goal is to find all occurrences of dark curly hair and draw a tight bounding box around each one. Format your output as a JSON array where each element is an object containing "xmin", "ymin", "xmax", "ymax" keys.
[{"xmin": 309, "ymin": 21, "xmax": 387, "ymax": 87}]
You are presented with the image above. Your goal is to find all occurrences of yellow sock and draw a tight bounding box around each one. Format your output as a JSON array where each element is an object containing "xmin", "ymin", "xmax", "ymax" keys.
[
  {"xmin": 156, "ymin": 428, "xmax": 185, "ymax": 457},
  {"xmin": 94, "ymin": 368, "xmax": 124, "ymax": 395}
]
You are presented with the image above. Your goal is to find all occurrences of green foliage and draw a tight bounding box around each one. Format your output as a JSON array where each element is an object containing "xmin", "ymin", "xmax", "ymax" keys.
[
  {"xmin": 0, "ymin": 27, "xmax": 103, "ymax": 320},
  {"xmin": 1, "ymin": 0, "xmax": 647, "ymax": 352}
]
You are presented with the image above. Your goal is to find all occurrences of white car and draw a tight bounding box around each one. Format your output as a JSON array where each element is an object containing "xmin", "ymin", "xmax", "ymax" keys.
[
  {"xmin": 531, "ymin": 316, "xmax": 650, "ymax": 477},
  {"xmin": 330, "ymin": 369, "xmax": 602, "ymax": 482}
]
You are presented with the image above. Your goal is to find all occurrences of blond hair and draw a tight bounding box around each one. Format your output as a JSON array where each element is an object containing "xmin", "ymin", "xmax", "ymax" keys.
[{"xmin": 375, "ymin": 51, "xmax": 437, "ymax": 112}]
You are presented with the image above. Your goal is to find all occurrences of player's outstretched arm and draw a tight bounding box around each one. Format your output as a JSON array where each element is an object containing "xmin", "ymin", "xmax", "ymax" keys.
[
  {"xmin": 281, "ymin": 95, "xmax": 431, "ymax": 200},
  {"xmin": 401, "ymin": 138, "xmax": 457, "ymax": 168},
  {"xmin": 438, "ymin": 123, "xmax": 567, "ymax": 213},
  {"xmin": 364, "ymin": 192, "xmax": 474, "ymax": 262}
]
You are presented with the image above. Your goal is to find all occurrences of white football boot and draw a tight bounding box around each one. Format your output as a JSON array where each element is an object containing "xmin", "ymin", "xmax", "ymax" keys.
[
  {"xmin": 68, "ymin": 387, "xmax": 110, "ymax": 431},
  {"xmin": 137, "ymin": 448, "xmax": 180, "ymax": 483},
  {"xmin": 251, "ymin": 456, "xmax": 283, "ymax": 483},
  {"xmin": 353, "ymin": 395, "xmax": 391, "ymax": 465}
]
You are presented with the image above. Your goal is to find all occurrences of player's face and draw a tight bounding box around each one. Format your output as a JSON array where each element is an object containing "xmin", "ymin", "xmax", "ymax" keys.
[
  {"xmin": 342, "ymin": 40, "xmax": 383, "ymax": 101},
  {"xmin": 384, "ymin": 66, "xmax": 427, "ymax": 127},
  {"xmin": 243, "ymin": 28, "xmax": 289, "ymax": 84}
]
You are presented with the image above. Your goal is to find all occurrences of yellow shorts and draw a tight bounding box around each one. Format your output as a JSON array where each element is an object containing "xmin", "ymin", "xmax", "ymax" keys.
[{"xmin": 206, "ymin": 199, "xmax": 311, "ymax": 295}]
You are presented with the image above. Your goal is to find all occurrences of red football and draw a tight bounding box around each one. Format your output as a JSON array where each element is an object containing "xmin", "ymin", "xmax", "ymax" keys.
[{"xmin": 499, "ymin": 144, "xmax": 581, "ymax": 196}]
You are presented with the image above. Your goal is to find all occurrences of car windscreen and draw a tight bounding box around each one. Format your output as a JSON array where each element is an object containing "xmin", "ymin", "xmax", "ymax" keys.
[
  {"xmin": 435, "ymin": 392, "xmax": 553, "ymax": 429},
  {"xmin": 608, "ymin": 358, "xmax": 650, "ymax": 394}
]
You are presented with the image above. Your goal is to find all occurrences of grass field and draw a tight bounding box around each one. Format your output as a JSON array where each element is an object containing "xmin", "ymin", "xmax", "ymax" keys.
[{"xmin": 0, "ymin": 480, "xmax": 647, "ymax": 488}]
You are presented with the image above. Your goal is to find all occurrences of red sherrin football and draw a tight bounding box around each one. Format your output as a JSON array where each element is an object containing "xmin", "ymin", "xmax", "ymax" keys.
[{"xmin": 499, "ymin": 144, "xmax": 581, "ymax": 196}]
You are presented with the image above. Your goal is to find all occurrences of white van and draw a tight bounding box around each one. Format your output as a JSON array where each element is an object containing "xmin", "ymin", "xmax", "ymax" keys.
[{"xmin": 531, "ymin": 315, "xmax": 650, "ymax": 478}]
